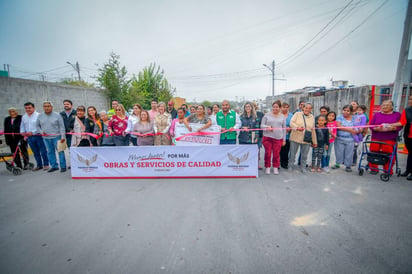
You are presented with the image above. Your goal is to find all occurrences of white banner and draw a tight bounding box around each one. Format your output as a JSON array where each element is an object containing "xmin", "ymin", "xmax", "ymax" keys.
[
  {"xmin": 70, "ymin": 145, "xmax": 258, "ymax": 179},
  {"xmin": 174, "ymin": 123, "xmax": 221, "ymax": 146}
]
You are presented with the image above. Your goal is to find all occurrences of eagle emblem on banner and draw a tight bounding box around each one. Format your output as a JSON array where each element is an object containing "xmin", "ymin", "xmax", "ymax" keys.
[
  {"xmin": 227, "ymin": 152, "xmax": 249, "ymax": 165},
  {"xmin": 77, "ymin": 154, "xmax": 98, "ymax": 166}
]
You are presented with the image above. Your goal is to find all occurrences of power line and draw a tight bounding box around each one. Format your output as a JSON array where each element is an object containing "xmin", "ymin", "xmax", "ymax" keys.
[
  {"xmin": 277, "ymin": 0, "xmax": 356, "ymax": 67},
  {"xmin": 308, "ymin": 0, "xmax": 390, "ymax": 62}
]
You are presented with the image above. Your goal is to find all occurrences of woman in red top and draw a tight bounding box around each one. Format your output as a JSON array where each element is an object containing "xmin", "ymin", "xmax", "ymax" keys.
[
  {"xmin": 109, "ymin": 104, "xmax": 129, "ymax": 146},
  {"xmin": 388, "ymin": 95, "xmax": 412, "ymax": 180}
]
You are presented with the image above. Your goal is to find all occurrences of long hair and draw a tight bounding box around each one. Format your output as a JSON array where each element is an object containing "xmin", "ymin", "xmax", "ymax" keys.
[
  {"xmin": 87, "ymin": 106, "xmax": 99, "ymax": 121},
  {"xmin": 242, "ymin": 102, "xmax": 256, "ymax": 119}
]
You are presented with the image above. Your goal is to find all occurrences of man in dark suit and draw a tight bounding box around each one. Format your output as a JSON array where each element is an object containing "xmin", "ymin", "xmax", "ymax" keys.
[
  {"xmin": 59, "ymin": 99, "xmax": 76, "ymax": 147},
  {"xmin": 4, "ymin": 107, "xmax": 29, "ymax": 169}
]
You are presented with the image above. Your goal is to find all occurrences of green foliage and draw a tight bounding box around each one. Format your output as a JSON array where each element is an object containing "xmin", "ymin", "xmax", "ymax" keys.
[
  {"xmin": 60, "ymin": 78, "xmax": 95, "ymax": 88},
  {"xmin": 95, "ymin": 53, "xmax": 174, "ymax": 110},
  {"xmin": 129, "ymin": 63, "xmax": 175, "ymax": 110},
  {"xmin": 96, "ymin": 52, "xmax": 130, "ymax": 108}
]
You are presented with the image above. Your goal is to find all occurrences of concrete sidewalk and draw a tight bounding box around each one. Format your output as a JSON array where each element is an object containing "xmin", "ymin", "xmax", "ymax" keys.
[{"xmin": 0, "ymin": 154, "xmax": 411, "ymax": 273}]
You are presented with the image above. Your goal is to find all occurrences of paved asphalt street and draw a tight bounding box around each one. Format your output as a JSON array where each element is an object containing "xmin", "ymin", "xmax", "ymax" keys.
[{"xmin": 0, "ymin": 153, "xmax": 411, "ymax": 274}]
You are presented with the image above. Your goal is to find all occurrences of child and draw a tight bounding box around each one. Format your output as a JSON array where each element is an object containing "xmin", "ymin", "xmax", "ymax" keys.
[
  {"xmin": 352, "ymin": 105, "xmax": 367, "ymax": 166},
  {"xmin": 312, "ymin": 116, "xmax": 329, "ymax": 172},
  {"xmin": 322, "ymin": 111, "xmax": 337, "ymax": 173}
]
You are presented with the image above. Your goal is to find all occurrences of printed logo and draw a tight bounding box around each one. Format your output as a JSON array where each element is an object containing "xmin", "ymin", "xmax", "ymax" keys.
[
  {"xmin": 77, "ymin": 153, "xmax": 98, "ymax": 172},
  {"xmin": 227, "ymin": 152, "xmax": 250, "ymax": 170}
]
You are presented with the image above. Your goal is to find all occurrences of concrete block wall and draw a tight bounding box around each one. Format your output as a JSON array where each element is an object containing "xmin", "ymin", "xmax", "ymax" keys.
[{"xmin": 0, "ymin": 77, "xmax": 109, "ymax": 146}]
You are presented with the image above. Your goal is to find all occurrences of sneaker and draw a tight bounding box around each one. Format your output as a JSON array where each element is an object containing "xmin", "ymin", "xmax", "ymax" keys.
[
  {"xmin": 331, "ymin": 164, "xmax": 340, "ymax": 169},
  {"xmin": 47, "ymin": 167, "xmax": 59, "ymax": 173},
  {"xmin": 407, "ymin": 174, "xmax": 412, "ymax": 181},
  {"xmin": 345, "ymin": 167, "xmax": 352, "ymax": 172},
  {"xmin": 273, "ymin": 168, "xmax": 279, "ymax": 175},
  {"xmin": 265, "ymin": 168, "xmax": 270, "ymax": 175},
  {"xmin": 32, "ymin": 166, "xmax": 43, "ymax": 171},
  {"xmin": 323, "ymin": 167, "xmax": 330, "ymax": 173},
  {"xmin": 60, "ymin": 168, "xmax": 67, "ymax": 172}
]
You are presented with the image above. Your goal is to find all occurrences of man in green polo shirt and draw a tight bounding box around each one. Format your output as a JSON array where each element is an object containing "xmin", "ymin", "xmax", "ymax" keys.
[{"xmin": 216, "ymin": 100, "xmax": 241, "ymax": 145}]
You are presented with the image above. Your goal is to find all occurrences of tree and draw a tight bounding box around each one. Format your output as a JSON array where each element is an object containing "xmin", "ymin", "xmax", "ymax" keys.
[
  {"xmin": 129, "ymin": 63, "xmax": 175, "ymax": 110},
  {"xmin": 96, "ymin": 52, "xmax": 130, "ymax": 107}
]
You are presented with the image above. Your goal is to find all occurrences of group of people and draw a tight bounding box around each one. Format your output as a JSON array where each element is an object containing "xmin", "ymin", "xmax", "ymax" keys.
[{"xmin": 3, "ymin": 96, "xmax": 412, "ymax": 180}]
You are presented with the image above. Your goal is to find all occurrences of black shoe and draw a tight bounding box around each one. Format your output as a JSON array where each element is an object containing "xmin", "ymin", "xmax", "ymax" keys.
[
  {"xmin": 400, "ymin": 171, "xmax": 410, "ymax": 177},
  {"xmin": 345, "ymin": 167, "xmax": 352, "ymax": 172},
  {"xmin": 407, "ymin": 174, "xmax": 412, "ymax": 181},
  {"xmin": 47, "ymin": 167, "xmax": 59, "ymax": 173},
  {"xmin": 60, "ymin": 168, "xmax": 67, "ymax": 172},
  {"xmin": 370, "ymin": 170, "xmax": 378, "ymax": 175}
]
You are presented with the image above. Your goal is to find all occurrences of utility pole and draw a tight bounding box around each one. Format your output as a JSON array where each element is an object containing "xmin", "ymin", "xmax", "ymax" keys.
[
  {"xmin": 67, "ymin": 61, "xmax": 81, "ymax": 82},
  {"xmin": 393, "ymin": 0, "xmax": 412, "ymax": 112},
  {"xmin": 263, "ymin": 60, "xmax": 275, "ymax": 100}
]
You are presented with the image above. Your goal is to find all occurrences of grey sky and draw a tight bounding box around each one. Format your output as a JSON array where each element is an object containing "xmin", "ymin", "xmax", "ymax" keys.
[{"xmin": 0, "ymin": 0, "xmax": 407, "ymax": 102}]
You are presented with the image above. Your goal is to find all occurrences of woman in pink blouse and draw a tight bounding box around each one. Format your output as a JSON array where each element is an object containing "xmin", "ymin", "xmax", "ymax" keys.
[{"xmin": 108, "ymin": 104, "xmax": 129, "ymax": 146}]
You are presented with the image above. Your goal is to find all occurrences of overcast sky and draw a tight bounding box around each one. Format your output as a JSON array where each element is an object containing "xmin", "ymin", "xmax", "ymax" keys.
[{"xmin": 0, "ymin": 0, "xmax": 408, "ymax": 102}]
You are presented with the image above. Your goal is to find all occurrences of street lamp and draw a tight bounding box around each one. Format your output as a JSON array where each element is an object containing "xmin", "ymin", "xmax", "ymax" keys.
[
  {"xmin": 67, "ymin": 61, "xmax": 81, "ymax": 82},
  {"xmin": 263, "ymin": 60, "xmax": 275, "ymax": 100}
]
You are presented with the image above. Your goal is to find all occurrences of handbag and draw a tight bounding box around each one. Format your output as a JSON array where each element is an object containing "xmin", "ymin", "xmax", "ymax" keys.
[{"xmin": 302, "ymin": 114, "xmax": 312, "ymax": 143}]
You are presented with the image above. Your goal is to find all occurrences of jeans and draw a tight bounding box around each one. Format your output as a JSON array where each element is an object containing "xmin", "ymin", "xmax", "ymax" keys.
[
  {"xmin": 334, "ymin": 137, "xmax": 354, "ymax": 167},
  {"xmin": 220, "ymin": 139, "xmax": 236, "ymax": 145},
  {"xmin": 28, "ymin": 135, "xmax": 49, "ymax": 168},
  {"xmin": 321, "ymin": 142, "xmax": 334, "ymax": 168},
  {"xmin": 312, "ymin": 146, "xmax": 325, "ymax": 168},
  {"xmin": 289, "ymin": 141, "xmax": 310, "ymax": 168},
  {"xmin": 130, "ymin": 136, "xmax": 138, "ymax": 146},
  {"xmin": 43, "ymin": 137, "xmax": 66, "ymax": 169},
  {"xmin": 113, "ymin": 135, "xmax": 129, "ymax": 146}
]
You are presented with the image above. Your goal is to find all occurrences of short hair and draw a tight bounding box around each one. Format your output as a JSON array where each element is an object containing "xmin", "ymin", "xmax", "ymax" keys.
[
  {"xmin": 181, "ymin": 104, "xmax": 188, "ymax": 108},
  {"xmin": 177, "ymin": 107, "xmax": 186, "ymax": 113},
  {"xmin": 342, "ymin": 104, "xmax": 353, "ymax": 112},
  {"xmin": 358, "ymin": 105, "xmax": 367, "ymax": 112},
  {"xmin": 281, "ymin": 102, "xmax": 290, "ymax": 107},
  {"xmin": 24, "ymin": 102, "xmax": 34, "ymax": 108},
  {"xmin": 63, "ymin": 99, "xmax": 73, "ymax": 105},
  {"xmin": 299, "ymin": 100, "xmax": 306, "ymax": 105},
  {"xmin": 320, "ymin": 105, "xmax": 330, "ymax": 112},
  {"xmin": 99, "ymin": 110, "xmax": 107, "ymax": 115},
  {"xmin": 304, "ymin": 102, "xmax": 313, "ymax": 108},
  {"xmin": 317, "ymin": 115, "xmax": 326, "ymax": 120},
  {"xmin": 213, "ymin": 104, "xmax": 220, "ymax": 108},
  {"xmin": 76, "ymin": 105, "xmax": 86, "ymax": 112},
  {"xmin": 8, "ymin": 107, "xmax": 17, "ymax": 111},
  {"xmin": 43, "ymin": 101, "xmax": 53, "ymax": 107},
  {"xmin": 158, "ymin": 102, "xmax": 166, "ymax": 108},
  {"xmin": 151, "ymin": 99, "xmax": 158, "ymax": 103}
]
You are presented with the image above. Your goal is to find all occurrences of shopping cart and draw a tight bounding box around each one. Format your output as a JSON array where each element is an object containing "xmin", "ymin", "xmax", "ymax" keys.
[{"xmin": 358, "ymin": 135, "xmax": 401, "ymax": 182}]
